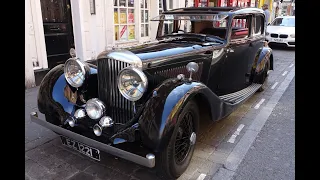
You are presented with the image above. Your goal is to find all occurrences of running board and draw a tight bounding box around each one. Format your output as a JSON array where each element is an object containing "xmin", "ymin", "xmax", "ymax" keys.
[{"xmin": 219, "ymin": 83, "xmax": 262, "ymax": 104}]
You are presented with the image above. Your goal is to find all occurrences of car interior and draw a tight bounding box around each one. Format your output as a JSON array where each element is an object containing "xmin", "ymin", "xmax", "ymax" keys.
[{"xmin": 192, "ymin": 18, "xmax": 249, "ymax": 40}]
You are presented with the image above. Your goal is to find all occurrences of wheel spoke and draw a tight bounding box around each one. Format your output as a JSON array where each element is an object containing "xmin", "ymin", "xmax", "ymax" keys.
[{"xmin": 174, "ymin": 111, "xmax": 195, "ymax": 164}]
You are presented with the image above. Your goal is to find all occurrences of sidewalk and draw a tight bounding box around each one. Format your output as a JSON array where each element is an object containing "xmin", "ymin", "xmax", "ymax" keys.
[{"xmin": 25, "ymin": 87, "xmax": 57, "ymax": 151}]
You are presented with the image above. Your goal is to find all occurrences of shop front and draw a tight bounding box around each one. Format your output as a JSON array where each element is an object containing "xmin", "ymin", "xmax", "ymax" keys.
[
  {"xmin": 194, "ymin": 0, "xmax": 254, "ymax": 7},
  {"xmin": 25, "ymin": 0, "xmax": 188, "ymax": 88}
]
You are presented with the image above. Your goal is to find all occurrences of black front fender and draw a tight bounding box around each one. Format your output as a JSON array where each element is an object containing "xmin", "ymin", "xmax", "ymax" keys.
[
  {"xmin": 253, "ymin": 46, "xmax": 273, "ymax": 74},
  {"xmin": 138, "ymin": 78, "xmax": 230, "ymax": 152},
  {"xmin": 38, "ymin": 64, "xmax": 98, "ymax": 124}
]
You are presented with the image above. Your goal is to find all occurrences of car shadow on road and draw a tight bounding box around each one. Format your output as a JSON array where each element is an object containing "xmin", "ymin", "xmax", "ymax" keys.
[{"xmin": 269, "ymin": 45, "xmax": 295, "ymax": 51}]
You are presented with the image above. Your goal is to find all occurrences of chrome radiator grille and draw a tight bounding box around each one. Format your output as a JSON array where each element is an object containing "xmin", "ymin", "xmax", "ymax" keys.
[{"xmin": 97, "ymin": 58, "xmax": 134, "ymax": 124}]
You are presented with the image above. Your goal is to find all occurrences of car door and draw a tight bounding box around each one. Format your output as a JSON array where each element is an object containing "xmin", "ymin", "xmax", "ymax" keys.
[
  {"xmin": 218, "ymin": 15, "xmax": 253, "ymax": 95},
  {"xmin": 247, "ymin": 14, "xmax": 265, "ymax": 78}
]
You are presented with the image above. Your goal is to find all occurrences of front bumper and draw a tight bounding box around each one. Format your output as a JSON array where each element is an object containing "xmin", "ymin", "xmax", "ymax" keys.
[
  {"xmin": 30, "ymin": 112, "xmax": 155, "ymax": 168},
  {"xmin": 266, "ymin": 36, "xmax": 295, "ymax": 47}
]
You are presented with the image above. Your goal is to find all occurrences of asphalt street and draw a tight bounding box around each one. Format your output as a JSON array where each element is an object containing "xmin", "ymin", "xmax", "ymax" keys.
[
  {"xmin": 25, "ymin": 46, "xmax": 295, "ymax": 180},
  {"xmin": 232, "ymin": 78, "xmax": 295, "ymax": 180}
]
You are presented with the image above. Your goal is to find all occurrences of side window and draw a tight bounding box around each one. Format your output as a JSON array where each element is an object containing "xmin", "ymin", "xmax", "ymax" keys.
[
  {"xmin": 231, "ymin": 15, "xmax": 251, "ymax": 40},
  {"xmin": 253, "ymin": 15, "xmax": 264, "ymax": 36}
]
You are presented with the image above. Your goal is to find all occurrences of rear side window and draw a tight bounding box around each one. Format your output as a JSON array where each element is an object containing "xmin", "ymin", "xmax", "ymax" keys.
[
  {"xmin": 253, "ymin": 15, "xmax": 264, "ymax": 35},
  {"xmin": 231, "ymin": 15, "xmax": 251, "ymax": 40}
]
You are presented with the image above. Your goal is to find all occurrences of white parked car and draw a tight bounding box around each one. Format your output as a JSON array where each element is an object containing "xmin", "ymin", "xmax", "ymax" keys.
[{"xmin": 266, "ymin": 16, "xmax": 295, "ymax": 47}]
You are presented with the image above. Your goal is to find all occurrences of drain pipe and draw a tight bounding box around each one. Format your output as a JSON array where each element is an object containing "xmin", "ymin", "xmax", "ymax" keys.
[
  {"xmin": 162, "ymin": 0, "xmax": 168, "ymax": 34},
  {"xmin": 162, "ymin": 0, "xmax": 167, "ymax": 12}
]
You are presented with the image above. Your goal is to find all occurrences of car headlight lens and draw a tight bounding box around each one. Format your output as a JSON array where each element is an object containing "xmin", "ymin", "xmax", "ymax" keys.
[
  {"xmin": 117, "ymin": 67, "xmax": 148, "ymax": 101},
  {"xmin": 266, "ymin": 32, "xmax": 270, "ymax": 36},
  {"xmin": 85, "ymin": 98, "xmax": 105, "ymax": 120},
  {"xmin": 64, "ymin": 58, "xmax": 86, "ymax": 88},
  {"xmin": 290, "ymin": 34, "xmax": 295, "ymax": 38}
]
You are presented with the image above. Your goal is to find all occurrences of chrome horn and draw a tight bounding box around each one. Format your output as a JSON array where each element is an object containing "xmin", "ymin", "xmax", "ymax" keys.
[{"xmin": 93, "ymin": 116, "xmax": 114, "ymax": 136}]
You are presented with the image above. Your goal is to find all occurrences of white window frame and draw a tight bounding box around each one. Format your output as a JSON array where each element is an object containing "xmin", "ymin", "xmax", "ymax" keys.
[{"xmin": 139, "ymin": 0, "xmax": 151, "ymax": 42}]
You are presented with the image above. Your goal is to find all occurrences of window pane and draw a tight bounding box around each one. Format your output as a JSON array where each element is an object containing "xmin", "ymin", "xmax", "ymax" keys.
[
  {"xmin": 128, "ymin": 25, "xmax": 135, "ymax": 39},
  {"xmin": 115, "ymin": 25, "xmax": 119, "ymax": 40},
  {"xmin": 128, "ymin": 9, "xmax": 134, "ymax": 23},
  {"xmin": 255, "ymin": 16, "xmax": 262, "ymax": 34},
  {"xmin": 140, "ymin": 0, "xmax": 144, "ymax": 8},
  {"xmin": 114, "ymin": 8, "xmax": 119, "ymax": 24},
  {"xmin": 141, "ymin": 24, "xmax": 145, "ymax": 37},
  {"xmin": 145, "ymin": 10, "xmax": 149, "ymax": 22},
  {"xmin": 120, "ymin": 8, "xmax": 127, "ymax": 24},
  {"xmin": 119, "ymin": 0, "xmax": 126, "ymax": 7},
  {"xmin": 141, "ymin": 10, "xmax": 144, "ymax": 23},
  {"xmin": 145, "ymin": 0, "xmax": 148, "ymax": 8},
  {"xmin": 145, "ymin": 24, "xmax": 149, "ymax": 36},
  {"xmin": 128, "ymin": 0, "xmax": 134, "ymax": 7},
  {"xmin": 119, "ymin": 25, "xmax": 128, "ymax": 40},
  {"xmin": 114, "ymin": 0, "xmax": 118, "ymax": 6}
]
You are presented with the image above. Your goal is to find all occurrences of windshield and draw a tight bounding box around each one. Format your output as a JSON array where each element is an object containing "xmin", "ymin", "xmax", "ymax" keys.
[
  {"xmin": 151, "ymin": 14, "xmax": 229, "ymax": 41},
  {"xmin": 271, "ymin": 17, "xmax": 295, "ymax": 27}
]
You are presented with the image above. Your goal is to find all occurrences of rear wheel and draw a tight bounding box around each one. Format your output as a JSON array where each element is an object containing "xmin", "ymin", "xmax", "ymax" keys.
[{"xmin": 156, "ymin": 100, "xmax": 199, "ymax": 180}]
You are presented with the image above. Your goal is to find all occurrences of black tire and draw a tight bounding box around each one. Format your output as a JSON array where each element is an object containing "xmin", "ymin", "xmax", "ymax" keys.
[
  {"xmin": 257, "ymin": 60, "xmax": 270, "ymax": 92},
  {"xmin": 156, "ymin": 100, "xmax": 199, "ymax": 180}
]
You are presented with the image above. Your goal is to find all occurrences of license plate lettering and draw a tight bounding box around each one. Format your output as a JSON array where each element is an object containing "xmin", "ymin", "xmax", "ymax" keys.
[
  {"xmin": 273, "ymin": 38, "xmax": 283, "ymax": 42},
  {"xmin": 60, "ymin": 136, "xmax": 100, "ymax": 161}
]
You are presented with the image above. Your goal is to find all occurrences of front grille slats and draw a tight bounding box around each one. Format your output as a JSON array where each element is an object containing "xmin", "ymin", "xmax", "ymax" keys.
[
  {"xmin": 270, "ymin": 33, "xmax": 278, "ymax": 38},
  {"xmin": 279, "ymin": 34, "xmax": 288, "ymax": 38},
  {"xmin": 97, "ymin": 58, "xmax": 133, "ymax": 125}
]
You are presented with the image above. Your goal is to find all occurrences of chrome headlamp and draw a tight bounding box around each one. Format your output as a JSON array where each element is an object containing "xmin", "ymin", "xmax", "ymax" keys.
[
  {"xmin": 85, "ymin": 98, "xmax": 105, "ymax": 120},
  {"xmin": 117, "ymin": 67, "xmax": 148, "ymax": 101},
  {"xmin": 64, "ymin": 58, "xmax": 87, "ymax": 88}
]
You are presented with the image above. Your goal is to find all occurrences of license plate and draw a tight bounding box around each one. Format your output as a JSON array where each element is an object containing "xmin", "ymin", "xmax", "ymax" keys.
[
  {"xmin": 273, "ymin": 38, "xmax": 283, "ymax": 42},
  {"xmin": 60, "ymin": 136, "xmax": 100, "ymax": 161}
]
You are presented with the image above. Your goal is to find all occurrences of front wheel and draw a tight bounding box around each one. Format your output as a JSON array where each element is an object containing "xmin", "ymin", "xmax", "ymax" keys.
[
  {"xmin": 156, "ymin": 100, "xmax": 199, "ymax": 180},
  {"xmin": 257, "ymin": 59, "xmax": 270, "ymax": 92}
]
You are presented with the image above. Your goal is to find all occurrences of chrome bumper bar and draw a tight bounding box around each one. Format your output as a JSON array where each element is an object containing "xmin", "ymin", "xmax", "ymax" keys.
[{"xmin": 30, "ymin": 112, "xmax": 155, "ymax": 168}]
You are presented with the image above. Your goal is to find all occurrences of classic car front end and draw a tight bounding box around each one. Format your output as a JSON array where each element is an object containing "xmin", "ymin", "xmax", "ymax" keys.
[{"xmin": 31, "ymin": 7, "xmax": 274, "ymax": 179}]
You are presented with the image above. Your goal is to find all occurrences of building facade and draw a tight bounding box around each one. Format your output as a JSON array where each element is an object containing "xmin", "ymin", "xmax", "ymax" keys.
[{"xmin": 25, "ymin": 0, "xmax": 191, "ymax": 88}]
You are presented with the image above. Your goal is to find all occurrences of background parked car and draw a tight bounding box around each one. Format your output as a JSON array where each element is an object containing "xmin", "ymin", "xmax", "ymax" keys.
[{"xmin": 265, "ymin": 16, "xmax": 295, "ymax": 47}]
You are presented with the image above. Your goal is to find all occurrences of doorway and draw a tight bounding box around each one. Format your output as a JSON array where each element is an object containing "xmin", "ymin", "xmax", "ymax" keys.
[{"xmin": 40, "ymin": 0, "xmax": 74, "ymax": 69}]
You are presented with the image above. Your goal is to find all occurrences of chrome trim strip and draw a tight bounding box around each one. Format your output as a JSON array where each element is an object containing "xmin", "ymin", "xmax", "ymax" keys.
[
  {"xmin": 30, "ymin": 112, "xmax": 155, "ymax": 168},
  {"xmin": 106, "ymin": 50, "xmax": 143, "ymax": 69}
]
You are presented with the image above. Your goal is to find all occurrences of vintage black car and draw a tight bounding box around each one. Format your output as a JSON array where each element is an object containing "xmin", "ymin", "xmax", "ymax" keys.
[{"xmin": 31, "ymin": 7, "xmax": 273, "ymax": 179}]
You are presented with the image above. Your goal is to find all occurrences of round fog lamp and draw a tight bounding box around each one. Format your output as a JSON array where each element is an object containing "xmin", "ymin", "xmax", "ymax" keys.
[
  {"xmin": 85, "ymin": 98, "xmax": 105, "ymax": 120},
  {"xmin": 74, "ymin": 109, "xmax": 86, "ymax": 119}
]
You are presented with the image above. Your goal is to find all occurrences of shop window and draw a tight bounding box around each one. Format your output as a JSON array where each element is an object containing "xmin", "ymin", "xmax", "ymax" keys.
[
  {"xmin": 140, "ymin": 0, "xmax": 149, "ymax": 37},
  {"xmin": 114, "ymin": 0, "xmax": 136, "ymax": 41}
]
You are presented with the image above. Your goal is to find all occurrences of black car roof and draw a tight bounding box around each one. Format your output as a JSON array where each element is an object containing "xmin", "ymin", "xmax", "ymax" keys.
[{"xmin": 162, "ymin": 7, "xmax": 265, "ymax": 16}]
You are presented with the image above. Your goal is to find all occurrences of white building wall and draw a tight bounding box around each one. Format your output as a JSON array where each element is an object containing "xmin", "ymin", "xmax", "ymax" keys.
[
  {"xmin": 25, "ymin": 0, "xmax": 188, "ymax": 88},
  {"xmin": 25, "ymin": 0, "xmax": 47, "ymax": 88}
]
